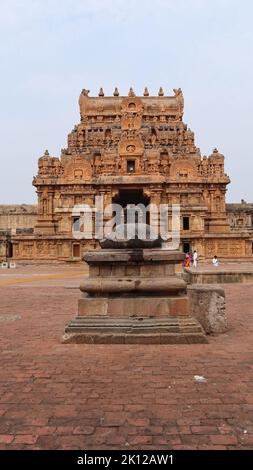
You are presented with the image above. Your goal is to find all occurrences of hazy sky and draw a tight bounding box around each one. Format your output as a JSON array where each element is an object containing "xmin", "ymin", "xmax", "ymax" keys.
[{"xmin": 0, "ymin": 0, "xmax": 252, "ymax": 203}]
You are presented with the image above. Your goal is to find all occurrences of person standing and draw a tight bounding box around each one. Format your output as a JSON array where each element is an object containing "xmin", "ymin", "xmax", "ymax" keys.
[
  {"xmin": 184, "ymin": 253, "xmax": 190, "ymax": 268},
  {"xmin": 193, "ymin": 250, "xmax": 198, "ymax": 268}
]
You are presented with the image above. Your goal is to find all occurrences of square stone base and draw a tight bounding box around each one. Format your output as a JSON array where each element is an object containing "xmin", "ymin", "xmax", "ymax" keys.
[
  {"xmin": 62, "ymin": 316, "xmax": 208, "ymax": 344},
  {"xmin": 78, "ymin": 295, "xmax": 189, "ymax": 317}
]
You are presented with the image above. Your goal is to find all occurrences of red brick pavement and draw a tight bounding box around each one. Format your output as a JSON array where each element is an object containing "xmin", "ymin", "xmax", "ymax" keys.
[{"xmin": 0, "ymin": 268, "xmax": 253, "ymax": 450}]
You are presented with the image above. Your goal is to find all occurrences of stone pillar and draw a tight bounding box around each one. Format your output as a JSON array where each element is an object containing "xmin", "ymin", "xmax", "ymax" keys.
[
  {"xmin": 62, "ymin": 248, "xmax": 208, "ymax": 344},
  {"xmin": 48, "ymin": 192, "xmax": 53, "ymax": 216}
]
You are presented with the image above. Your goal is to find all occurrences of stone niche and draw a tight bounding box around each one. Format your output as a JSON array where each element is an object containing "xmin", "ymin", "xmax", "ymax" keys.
[{"xmin": 62, "ymin": 247, "xmax": 208, "ymax": 344}]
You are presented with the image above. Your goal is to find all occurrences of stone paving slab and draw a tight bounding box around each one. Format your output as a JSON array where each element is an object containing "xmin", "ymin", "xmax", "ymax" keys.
[{"xmin": 0, "ymin": 266, "xmax": 253, "ymax": 450}]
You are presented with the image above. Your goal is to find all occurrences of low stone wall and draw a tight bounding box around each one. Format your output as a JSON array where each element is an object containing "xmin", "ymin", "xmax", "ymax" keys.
[
  {"xmin": 184, "ymin": 268, "xmax": 253, "ymax": 284},
  {"xmin": 187, "ymin": 284, "xmax": 228, "ymax": 334}
]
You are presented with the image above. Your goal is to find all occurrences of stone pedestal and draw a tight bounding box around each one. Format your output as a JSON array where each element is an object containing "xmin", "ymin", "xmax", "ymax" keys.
[{"xmin": 63, "ymin": 248, "xmax": 207, "ymax": 344}]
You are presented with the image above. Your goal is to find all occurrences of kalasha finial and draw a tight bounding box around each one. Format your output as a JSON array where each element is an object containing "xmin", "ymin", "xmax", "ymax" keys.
[
  {"xmin": 128, "ymin": 87, "xmax": 135, "ymax": 97},
  {"xmin": 213, "ymin": 148, "xmax": 219, "ymax": 153},
  {"xmin": 81, "ymin": 88, "xmax": 90, "ymax": 96},
  {"xmin": 113, "ymin": 87, "xmax": 119, "ymax": 96},
  {"xmin": 143, "ymin": 87, "xmax": 149, "ymax": 96},
  {"xmin": 158, "ymin": 87, "xmax": 164, "ymax": 96},
  {"xmin": 173, "ymin": 88, "xmax": 182, "ymax": 96},
  {"xmin": 98, "ymin": 87, "xmax": 104, "ymax": 97},
  {"xmin": 44, "ymin": 149, "xmax": 49, "ymax": 156}
]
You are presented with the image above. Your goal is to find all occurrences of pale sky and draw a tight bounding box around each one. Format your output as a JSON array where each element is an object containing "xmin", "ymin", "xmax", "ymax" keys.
[{"xmin": 0, "ymin": 0, "xmax": 252, "ymax": 203}]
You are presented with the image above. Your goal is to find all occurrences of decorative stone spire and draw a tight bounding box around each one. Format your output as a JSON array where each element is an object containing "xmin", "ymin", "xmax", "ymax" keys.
[
  {"xmin": 143, "ymin": 87, "xmax": 149, "ymax": 96},
  {"xmin": 44, "ymin": 149, "xmax": 49, "ymax": 156},
  {"xmin": 158, "ymin": 87, "xmax": 164, "ymax": 96},
  {"xmin": 98, "ymin": 88, "xmax": 104, "ymax": 97},
  {"xmin": 81, "ymin": 88, "xmax": 89, "ymax": 96},
  {"xmin": 128, "ymin": 87, "xmax": 135, "ymax": 97},
  {"xmin": 113, "ymin": 87, "xmax": 119, "ymax": 96}
]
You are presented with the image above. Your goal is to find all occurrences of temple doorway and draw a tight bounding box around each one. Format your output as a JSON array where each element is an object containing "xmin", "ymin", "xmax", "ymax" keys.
[
  {"xmin": 72, "ymin": 243, "xmax": 80, "ymax": 259},
  {"xmin": 183, "ymin": 241, "xmax": 192, "ymax": 254},
  {"xmin": 7, "ymin": 241, "xmax": 13, "ymax": 258},
  {"xmin": 112, "ymin": 189, "xmax": 150, "ymax": 225}
]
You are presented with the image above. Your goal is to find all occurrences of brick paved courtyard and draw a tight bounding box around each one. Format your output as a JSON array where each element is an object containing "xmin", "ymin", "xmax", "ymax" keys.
[{"xmin": 0, "ymin": 265, "xmax": 253, "ymax": 450}]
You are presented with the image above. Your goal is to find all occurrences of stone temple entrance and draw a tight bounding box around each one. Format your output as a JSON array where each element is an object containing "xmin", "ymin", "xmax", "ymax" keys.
[
  {"xmin": 112, "ymin": 189, "xmax": 150, "ymax": 207},
  {"xmin": 112, "ymin": 189, "xmax": 150, "ymax": 225}
]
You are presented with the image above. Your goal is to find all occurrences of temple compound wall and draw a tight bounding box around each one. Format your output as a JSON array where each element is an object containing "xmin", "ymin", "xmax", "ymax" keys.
[
  {"xmin": 0, "ymin": 204, "xmax": 37, "ymax": 231},
  {"xmin": 0, "ymin": 205, "xmax": 37, "ymax": 260},
  {"xmin": 6, "ymin": 87, "xmax": 253, "ymax": 262},
  {"xmin": 227, "ymin": 200, "xmax": 253, "ymax": 232}
]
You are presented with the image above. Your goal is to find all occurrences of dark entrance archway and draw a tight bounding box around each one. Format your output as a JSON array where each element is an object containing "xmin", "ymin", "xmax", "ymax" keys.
[
  {"xmin": 112, "ymin": 189, "xmax": 149, "ymax": 207},
  {"xmin": 183, "ymin": 241, "xmax": 192, "ymax": 254},
  {"xmin": 112, "ymin": 189, "xmax": 150, "ymax": 225},
  {"xmin": 7, "ymin": 240, "xmax": 13, "ymax": 258}
]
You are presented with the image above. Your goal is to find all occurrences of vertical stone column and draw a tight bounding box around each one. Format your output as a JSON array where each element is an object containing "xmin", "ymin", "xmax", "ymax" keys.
[
  {"xmin": 48, "ymin": 192, "xmax": 54, "ymax": 216},
  {"xmin": 209, "ymin": 189, "xmax": 215, "ymax": 213},
  {"xmin": 98, "ymin": 189, "xmax": 113, "ymax": 239},
  {"xmin": 221, "ymin": 190, "xmax": 226, "ymax": 214},
  {"xmin": 37, "ymin": 192, "xmax": 43, "ymax": 215},
  {"xmin": 152, "ymin": 189, "xmax": 162, "ymax": 237}
]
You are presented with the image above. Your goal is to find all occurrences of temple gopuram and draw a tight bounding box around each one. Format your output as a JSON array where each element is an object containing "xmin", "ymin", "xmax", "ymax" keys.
[{"xmin": 11, "ymin": 87, "xmax": 253, "ymax": 261}]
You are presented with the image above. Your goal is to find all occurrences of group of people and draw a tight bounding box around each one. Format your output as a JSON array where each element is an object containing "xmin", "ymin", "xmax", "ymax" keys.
[
  {"xmin": 183, "ymin": 251, "xmax": 219, "ymax": 269},
  {"xmin": 182, "ymin": 250, "xmax": 198, "ymax": 268}
]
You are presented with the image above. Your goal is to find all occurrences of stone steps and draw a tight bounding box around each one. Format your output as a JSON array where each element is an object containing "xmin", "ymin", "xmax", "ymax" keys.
[{"xmin": 62, "ymin": 316, "xmax": 208, "ymax": 344}]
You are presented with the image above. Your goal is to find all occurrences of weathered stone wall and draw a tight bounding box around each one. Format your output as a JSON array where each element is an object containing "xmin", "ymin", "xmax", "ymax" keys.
[
  {"xmin": 11, "ymin": 237, "xmax": 96, "ymax": 260},
  {"xmin": 226, "ymin": 201, "xmax": 253, "ymax": 231},
  {"xmin": 0, "ymin": 205, "xmax": 37, "ymax": 261},
  {"xmin": 0, "ymin": 234, "xmax": 8, "ymax": 259},
  {"xmin": 187, "ymin": 284, "xmax": 228, "ymax": 334},
  {"xmin": 203, "ymin": 237, "xmax": 252, "ymax": 259},
  {"xmin": 0, "ymin": 205, "xmax": 37, "ymax": 231}
]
